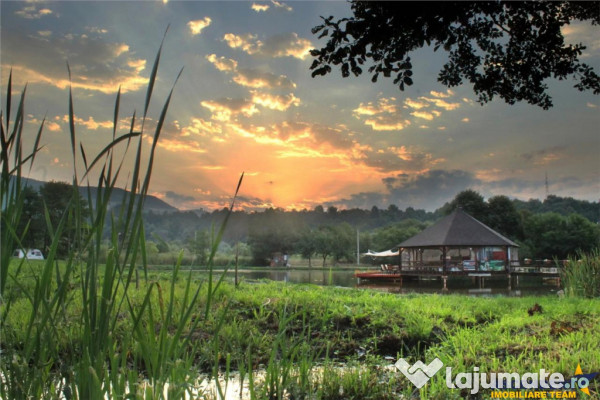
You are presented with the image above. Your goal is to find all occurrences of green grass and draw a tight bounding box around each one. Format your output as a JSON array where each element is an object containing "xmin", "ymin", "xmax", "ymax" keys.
[{"xmin": 3, "ymin": 261, "xmax": 599, "ymax": 398}]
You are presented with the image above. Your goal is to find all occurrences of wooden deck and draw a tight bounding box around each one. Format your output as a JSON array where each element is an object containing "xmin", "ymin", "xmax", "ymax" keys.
[{"xmin": 355, "ymin": 260, "xmax": 563, "ymax": 283}]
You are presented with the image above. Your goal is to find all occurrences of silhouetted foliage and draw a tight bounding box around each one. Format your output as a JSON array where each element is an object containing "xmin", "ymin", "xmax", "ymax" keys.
[
  {"xmin": 186, "ymin": 230, "xmax": 209, "ymax": 264},
  {"xmin": 15, "ymin": 186, "xmax": 45, "ymax": 249},
  {"xmin": 39, "ymin": 181, "xmax": 89, "ymax": 257},
  {"xmin": 297, "ymin": 228, "xmax": 318, "ymax": 267},
  {"xmin": 442, "ymin": 189, "xmax": 488, "ymax": 221},
  {"xmin": 310, "ymin": 1, "xmax": 600, "ymax": 109},
  {"xmin": 520, "ymin": 212, "xmax": 600, "ymax": 259},
  {"xmin": 369, "ymin": 219, "xmax": 429, "ymax": 251},
  {"xmin": 513, "ymin": 195, "xmax": 600, "ymax": 223},
  {"xmin": 487, "ymin": 195, "xmax": 524, "ymax": 240}
]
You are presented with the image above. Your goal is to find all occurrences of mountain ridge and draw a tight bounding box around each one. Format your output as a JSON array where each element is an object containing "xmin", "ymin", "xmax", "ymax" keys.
[{"xmin": 20, "ymin": 177, "xmax": 178, "ymax": 213}]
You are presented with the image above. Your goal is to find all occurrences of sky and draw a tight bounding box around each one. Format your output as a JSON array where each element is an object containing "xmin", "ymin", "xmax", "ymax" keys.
[{"xmin": 1, "ymin": 1, "xmax": 599, "ymax": 212}]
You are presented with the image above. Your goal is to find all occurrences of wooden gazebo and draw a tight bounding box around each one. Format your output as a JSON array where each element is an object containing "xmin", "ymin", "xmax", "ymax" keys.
[{"xmin": 397, "ymin": 208, "xmax": 519, "ymax": 275}]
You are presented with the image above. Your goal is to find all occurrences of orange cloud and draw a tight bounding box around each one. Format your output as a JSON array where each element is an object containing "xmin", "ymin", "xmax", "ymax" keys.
[
  {"xmin": 404, "ymin": 98, "xmax": 429, "ymax": 110},
  {"xmin": 420, "ymin": 97, "xmax": 460, "ymax": 111},
  {"xmin": 182, "ymin": 118, "xmax": 223, "ymax": 136},
  {"xmin": 206, "ymin": 54, "xmax": 295, "ymax": 89},
  {"xmin": 364, "ymin": 116, "xmax": 410, "ymax": 131},
  {"xmin": 206, "ymin": 54, "xmax": 238, "ymax": 72},
  {"xmin": 251, "ymin": 3, "xmax": 270, "ymax": 12},
  {"xmin": 201, "ymin": 98, "xmax": 259, "ymax": 121},
  {"xmin": 46, "ymin": 121, "xmax": 61, "ymax": 132},
  {"xmin": 188, "ymin": 17, "xmax": 212, "ymax": 35},
  {"xmin": 411, "ymin": 111, "xmax": 440, "ymax": 120},
  {"xmin": 251, "ymin": 91, "xmax": 300, "ymax": 111},
  {"xmin": 353, "ymin": 97, "xmax": 413, "ymax": 131},
  {"xmin": 62, "ymin": 115, "xmax": 113, "ymax": 130},
  {"xmin": 127, "ymin": 59, "xmax": 146, "ymax": 72},
  {"xmin": 8, "ymin": 65, "xmax": 147, "ymax": 94},
  {"xmin": 223, "ymin": 33, "xmax": 259, "ymax": 52},
  {"xmin": 353, "ymin": 97, "xmax": 397, "ymax": 115},
  {"xmin": 234, "ymin": 69, "xmax": 296, "ymax": 89},
  {"xmin": 223, "ymin": 32, "xmax": 312, "ymax": 59},
  {"xmin": 271, "ymin": 0, "xmax": 293, "ymax": 11},
  {"xmin": 158, "ymin": 138, "xmax": 207, "ymax": 154},
  {"xmin": 388, "ymin": 146, "xmax": 413, "ymax": 161},
  {"xmin": 15, "ymin": 6, "xmax": 53, "ymax": 19},
  {"xmin": 429, "ymin": 89, "xmax": 454, "ymax": 98}
]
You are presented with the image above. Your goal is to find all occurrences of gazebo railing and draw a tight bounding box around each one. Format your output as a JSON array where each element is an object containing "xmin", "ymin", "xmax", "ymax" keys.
[{"xmin": 395, "ymin": 260, "xmax": 564, "ymax": 275}]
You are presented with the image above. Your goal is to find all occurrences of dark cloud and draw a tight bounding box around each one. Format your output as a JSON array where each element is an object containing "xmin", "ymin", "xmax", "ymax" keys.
[
  {"xmin": 334, "ymin": 169, "xmax": 600, "ymax": 211},
  {"xmin": 520, "ymin": 145, "xmax": 567, "ymax": 164},
  {"xmin": 335, "ymin": 169, "xmax": 481, "ymax": 210},
  {"xmin": 360, "ymin": 146, "xmax": 440, "ymax": 173},
  {"xmin": 165, "ymin": 191, "xmax": 196, "ymax": 203},
  {"xmin": 2, "ymin": 28, "xmax": 146, "ymax": 93}
]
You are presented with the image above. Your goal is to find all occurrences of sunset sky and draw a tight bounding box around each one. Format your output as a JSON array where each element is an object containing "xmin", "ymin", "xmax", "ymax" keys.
[{"xmin": 2, "ymin": 1, "xmax": 599, "ymax": 211}]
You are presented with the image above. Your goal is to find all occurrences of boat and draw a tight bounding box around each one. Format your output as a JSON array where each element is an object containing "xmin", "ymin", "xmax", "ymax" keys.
[{"xmin": 355, "ymin": 264, "xmax": 402, "ymax": 282}]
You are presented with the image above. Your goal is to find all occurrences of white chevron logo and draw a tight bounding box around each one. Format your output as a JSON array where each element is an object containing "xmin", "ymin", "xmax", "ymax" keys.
[{"xmin": 395, "ymin": 358, "xmax": 444, "ymax": 388}]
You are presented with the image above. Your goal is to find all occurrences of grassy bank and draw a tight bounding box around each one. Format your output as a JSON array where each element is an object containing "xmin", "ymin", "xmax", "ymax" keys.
[{"xmin": 2, "ymin": 263, "xmax": 598, "ymax": 399}]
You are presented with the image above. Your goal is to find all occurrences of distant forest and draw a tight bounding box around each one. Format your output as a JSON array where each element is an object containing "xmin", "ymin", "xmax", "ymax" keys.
[
  {"xmin": 144, "ymin": 194, "xmax": 599, "ymax": 243},
  {"xmin": 14, "ymin": 179, "xmax": 600, "ymax": 265},
  {"xmin": 143, "ymin": 192, "xmax": 599, "ymax": 264}
]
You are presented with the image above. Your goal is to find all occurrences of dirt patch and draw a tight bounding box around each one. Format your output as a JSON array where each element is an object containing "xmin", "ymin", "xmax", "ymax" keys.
[
  {"xmin": 332, "ymin": 315, "xmax": 353, "ymax": 330},
  {"xmin": 375, "ymin": 334, "xmax": 404, "ymax": 356},
  {"xmin": 527, "ymin": 303, "xmax": 543, "ymax": 316},
  {"xmin": 494, "ymin": 344, "xmax": 549, "ymax": 360},
  {"xmin": 550, "ymin": 320, "xmax": 581, "ymax": 337}
]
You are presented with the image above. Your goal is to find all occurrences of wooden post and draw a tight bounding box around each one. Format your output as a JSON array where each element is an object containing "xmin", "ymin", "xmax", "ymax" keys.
[
  {"xmin": 399, "ymin": 248, "xmax": 403, "ymax": 272},
  {"xmin": 442, "ymin": 246, "xmax": 447, "ymax": 275}
]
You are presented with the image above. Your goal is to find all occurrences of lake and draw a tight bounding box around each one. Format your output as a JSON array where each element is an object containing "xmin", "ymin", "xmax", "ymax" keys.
[{"xmin": 187, "ymin": 267, "xmax": 562, "ymax": 297}]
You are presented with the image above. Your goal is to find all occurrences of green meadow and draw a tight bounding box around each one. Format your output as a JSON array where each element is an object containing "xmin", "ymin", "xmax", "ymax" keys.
[{"xmin": 2, "ymin": 261, "xmax": 599, "ymax": 399}]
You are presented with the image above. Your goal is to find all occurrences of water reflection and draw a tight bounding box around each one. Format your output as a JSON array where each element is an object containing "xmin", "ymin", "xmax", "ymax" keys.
[{"xmin": 196, "ymin": 268, "xmax": 560, "ymax": 297}]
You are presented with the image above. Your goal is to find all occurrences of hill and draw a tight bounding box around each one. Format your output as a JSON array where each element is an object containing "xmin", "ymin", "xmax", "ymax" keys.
[{"xmin": 21, "ymin": 177, "xmax": 177, "ymax": 213}]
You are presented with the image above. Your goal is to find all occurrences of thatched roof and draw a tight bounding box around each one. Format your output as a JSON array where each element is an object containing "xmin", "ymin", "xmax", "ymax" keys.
[{"xmin": 398, "ymin": 208, "xmax": 519, "ymax": 248}]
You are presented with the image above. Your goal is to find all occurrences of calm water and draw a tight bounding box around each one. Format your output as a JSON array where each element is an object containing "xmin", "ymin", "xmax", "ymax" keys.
[{"xmin": 192, "ymin": 268, "xmax": 561, "ymax": 297}]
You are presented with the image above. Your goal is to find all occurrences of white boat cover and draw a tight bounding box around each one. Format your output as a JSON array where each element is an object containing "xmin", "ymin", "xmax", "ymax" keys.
[{"xmin": 362, "ymin": 249, "xmax": 399, "ymax": 257}]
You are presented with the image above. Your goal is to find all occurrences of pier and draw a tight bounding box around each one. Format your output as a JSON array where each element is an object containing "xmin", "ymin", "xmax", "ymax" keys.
[{"xmin": 356, "ymin": 261, "xmax": 563, "ymax": 289}]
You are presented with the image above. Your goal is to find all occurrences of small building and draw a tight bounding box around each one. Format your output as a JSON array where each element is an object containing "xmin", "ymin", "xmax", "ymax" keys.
[{"xmin": 398, "ymin": 208, "xmax": 519, "ymax": 274}]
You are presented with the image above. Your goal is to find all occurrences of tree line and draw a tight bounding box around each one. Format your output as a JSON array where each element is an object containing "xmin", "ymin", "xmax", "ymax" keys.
[{"xmin": 13, "ymin": 181, "xmax": 599, "ymax": 265}]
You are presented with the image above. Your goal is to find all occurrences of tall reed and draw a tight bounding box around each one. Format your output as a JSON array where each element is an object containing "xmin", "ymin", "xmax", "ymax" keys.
[
  {"xmin": 0, "ymin": 31, "xmax": 241, "ymax": 399},
  {"xmin": 560, "ymin": 248, "xmax": 600, "ymax": 298}
]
